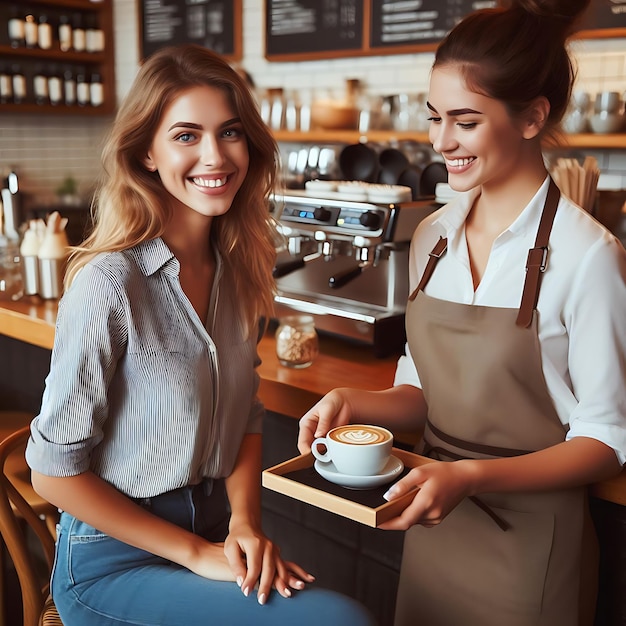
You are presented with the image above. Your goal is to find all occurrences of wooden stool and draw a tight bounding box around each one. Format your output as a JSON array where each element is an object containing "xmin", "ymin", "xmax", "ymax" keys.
[
  {"xmin": 0, "ymin": 427, "xmax": 63, "ymax": 626},
  {"xmin": 0, "ymin": 412, "xmax": 59, "ymax": 626}
]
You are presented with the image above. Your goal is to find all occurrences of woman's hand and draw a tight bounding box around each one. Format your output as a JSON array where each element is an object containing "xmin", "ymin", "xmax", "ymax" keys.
[
  {"xmin": 224, "ymin": 521, "xmax": 314, "ymax": 604},
  {"xmin": 298, "ymin": 385, "xmax": 427, "ymax": 455},
  {"xmin": 378, "ymin": 459, "xmax": 478, "ymax": 531},
  {"xmin": 184, "ymin": 540, "xmax": 237, "ymax": 582},
  {"xmin": 297, "ymin": 388, "xmax": 354, "ymax": 454}
]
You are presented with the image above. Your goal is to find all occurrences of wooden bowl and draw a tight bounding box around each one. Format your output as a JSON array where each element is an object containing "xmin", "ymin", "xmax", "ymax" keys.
[{"xmin": 311, "ymin": 101, "xmax": 359, "ymax": 130}]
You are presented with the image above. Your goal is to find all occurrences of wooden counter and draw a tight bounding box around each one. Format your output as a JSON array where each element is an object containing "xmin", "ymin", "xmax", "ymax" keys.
[
  {"xmin": 1, "ymin": 296, "xmax": 625, "ymax": 506},
  {"xmin": 0, "ymin": 295, "xmax": 398, "ymax": 414}
]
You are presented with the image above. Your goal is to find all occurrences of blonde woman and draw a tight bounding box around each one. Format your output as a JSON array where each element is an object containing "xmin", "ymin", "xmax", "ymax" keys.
[{"xmin": 26, "ymin": 44, "xmax": 374, "ymax": 626}]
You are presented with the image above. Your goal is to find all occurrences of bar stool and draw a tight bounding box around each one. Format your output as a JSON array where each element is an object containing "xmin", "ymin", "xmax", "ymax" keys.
[
  {"xmin": 0, "ymin": 412, "xmax": 58, "ymax": 536},
  {"xmin": 0, "ymin": 427, "xmax": 62, "ymax": 625},
  {"xmin": 0, "ymin": 412, "xmax": 59, "ymax": 625}
]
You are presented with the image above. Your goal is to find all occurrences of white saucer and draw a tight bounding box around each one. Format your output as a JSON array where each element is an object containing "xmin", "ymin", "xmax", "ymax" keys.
[{"xmin": 314, "ymin": 455, "xmax": 404, "ymax": 490}]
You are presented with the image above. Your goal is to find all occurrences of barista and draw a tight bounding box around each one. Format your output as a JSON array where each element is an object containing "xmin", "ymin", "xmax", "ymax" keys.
[{"xmin": 298, "ymin": 1, "xmax": 626, "ymax": 624}]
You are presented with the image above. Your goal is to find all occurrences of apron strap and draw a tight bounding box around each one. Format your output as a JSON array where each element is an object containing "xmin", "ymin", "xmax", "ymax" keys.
[
  {"xmin": 516, "ymin": 178, "xmax": 561, "ymax": 328},
  {"xmin": 408, "ymin": 236, "xmax": 448, "ymax": 301},
  {"xmin": 408, "ymin": 179, "xmax": 561, "ymax": 327}
]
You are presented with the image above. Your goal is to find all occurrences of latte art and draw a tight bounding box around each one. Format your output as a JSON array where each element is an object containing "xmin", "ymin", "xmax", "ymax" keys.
[
  {"xmin": 312, "ymin": 424, "xmax": 393, "ymax": 476},
  {"xmin": 330, "ymin": 426, "xmax": 390, "ymax": 445}
]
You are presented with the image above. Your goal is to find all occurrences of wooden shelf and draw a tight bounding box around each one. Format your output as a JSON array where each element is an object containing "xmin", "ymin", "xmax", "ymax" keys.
[
  {"xmin": 0, "ymin": 0, "xmax": 115, "ymax": 116},
  {"xmin": 273, "ymin": 129, "xmax": 626, "ymax": 150},
  {"xmin": 0, "ymin": 43, "xmax": 107, "ymax": 64},
  {"xmin": 15, "ymin": 0, "xmax": 108, "ymax": 9},
  {"xmin": 558, "ymin": 133, "xmax": 626, "ymax": 149},
  {"xmin": 0, "ymin": 101, "xmax": 114, "ymax": 115}
]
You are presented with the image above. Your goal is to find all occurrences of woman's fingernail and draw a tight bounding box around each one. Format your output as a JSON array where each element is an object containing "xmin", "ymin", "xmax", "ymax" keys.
[
  {"xmin": 294, "ymin": 580, "xmax": 304, "ymax": 589},
  {"xmin": 236, "ymin": 576, "xmax": 243, "ymax": 588},
  {"xmin": 258, "ymin": 593, "xmax": 266, "ymax": 605},
  {"xmin": 242, "ymin": 586, "xmax": 250, "ymax": 597},
  {"xmin": 284, "ymin": 588, "xmax": 292, "ymax": 597},
  {"xmin": 383, "ymin": 487, "xmax": 395, "ymax": 501}
]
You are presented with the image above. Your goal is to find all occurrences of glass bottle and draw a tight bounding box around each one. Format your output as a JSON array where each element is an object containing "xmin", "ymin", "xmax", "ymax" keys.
[
  {"xmin": 63, "ymin": 67, "xmax": 76, "ymax": 106},
  {"xmin": 76, "ymin": 68, "xmax": 89, "ymax": 106},
  {"xmin": 24, "ymin": 11, "xmax": 38, "ymax": 48},
  {"xmin": 275, "ymin": 315, "xmax": 319, "ymax": 368},
  {"xmin": 58, "ymin": 14, "xmax": 72, "ymax": 52},
  {"xmin": 11, "ymin": 65, "xmax": 26, "ymax": 104},
  {"xmin": 0, "ymin": 65, "xmax": 12, "ymax": 104},
  {"xmin": 85, "ymin": 14, "xmax": 104, "ymax": 52},
  {"xmin": 89, "ymin": 72, "xmax": 103, "ymax": 107},
  {"xmin": 72, "ymin": 13, "xmax": 86, "ymax": 52},
  {"xmin": 38, "ymin": 14, "xmax": 52, "ymax": 50},
  {"xmin": 8, "ymin": 5, "xmax": 25, "ymax": 48},
  {"xmin": 48, "ymin": 65, "xmax": 63, "ymax": 106},
  {"xmin": 33, "ymin": 64, "xmax": 49, "ymax": 105}
]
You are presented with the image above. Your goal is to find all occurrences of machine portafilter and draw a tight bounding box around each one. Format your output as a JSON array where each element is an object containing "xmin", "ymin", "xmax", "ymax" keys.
[
  {"xmin": 328, "ymin": 236, "xmax": 378, "ymax": 288},
  {"xmin": 272, "ymin": 225, "xmax": 334, "ymax": 278}
]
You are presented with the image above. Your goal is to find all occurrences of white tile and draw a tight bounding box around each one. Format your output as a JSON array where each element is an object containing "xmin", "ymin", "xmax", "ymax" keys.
[{"xmin": 607, "ymin": 151, "xmax": 626, "ymax": 170}]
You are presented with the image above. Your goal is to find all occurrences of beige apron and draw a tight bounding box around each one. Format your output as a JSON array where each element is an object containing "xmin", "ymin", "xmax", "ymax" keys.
[{"xmin": 394, "ymin": 180, "xmax": 598, "ymax": 626}]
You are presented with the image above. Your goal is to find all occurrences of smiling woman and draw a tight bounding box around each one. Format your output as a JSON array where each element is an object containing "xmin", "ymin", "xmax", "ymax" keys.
[
  {"xmin": 23, "ymin": 44, "xmax": 376, "ymax": 626},
  {"xmin": 143, "ymin": 92, "xmax": 249, "ymax": 226},
  {"xmin": 297, "ymin": 1, "xmax": 626, "ymax": 625}
]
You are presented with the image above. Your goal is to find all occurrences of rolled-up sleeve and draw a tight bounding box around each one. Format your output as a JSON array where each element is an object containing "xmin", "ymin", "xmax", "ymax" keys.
[
  {"xmin": 26, "ymin": 264, "xmax": 126, "ymax": 477},
  {"xmin": 393, "ymin": 342, "xmax": 422, "ymax": 389},
  {"xmin": 563, "ymin": 236, "xmax": 626, "ymax": 464}
]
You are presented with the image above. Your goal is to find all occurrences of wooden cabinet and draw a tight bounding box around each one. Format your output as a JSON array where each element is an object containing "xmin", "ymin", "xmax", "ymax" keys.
[
  {"xmin": 273, "ymin": 129, "xmax": 626, "ymax": 150},
  {"xmin": 0, "ymin": 0, "xmax": 115, "ymax": 115}
]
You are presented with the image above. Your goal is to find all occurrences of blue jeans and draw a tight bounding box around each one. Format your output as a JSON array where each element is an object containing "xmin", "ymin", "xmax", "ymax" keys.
[{"xmin": 52, "ymin": 480, "xmax": 376, "ymax": 625}]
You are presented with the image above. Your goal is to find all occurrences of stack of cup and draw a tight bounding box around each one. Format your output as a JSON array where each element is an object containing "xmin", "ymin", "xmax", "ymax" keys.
[{"xmin": 21, "ymin": 212, "xmax": 69, "ymax": 299}]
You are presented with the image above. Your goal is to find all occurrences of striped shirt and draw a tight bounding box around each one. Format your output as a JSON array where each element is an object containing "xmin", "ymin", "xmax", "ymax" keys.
[{"xmin": 26, "ymin": 237, "xmax": 264, "ymax": 498}]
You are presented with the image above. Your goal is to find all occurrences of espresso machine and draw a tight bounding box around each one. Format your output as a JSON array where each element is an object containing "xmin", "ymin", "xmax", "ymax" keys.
[{"xmin": 270, "ymin": 190, "xmax": 437, "ymax": 357}]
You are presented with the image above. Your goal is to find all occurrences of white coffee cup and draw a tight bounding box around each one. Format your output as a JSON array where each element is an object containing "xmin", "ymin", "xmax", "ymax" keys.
[{"xmin": 311, "ymin": 424, "xmax": 393, "ymax": 476}]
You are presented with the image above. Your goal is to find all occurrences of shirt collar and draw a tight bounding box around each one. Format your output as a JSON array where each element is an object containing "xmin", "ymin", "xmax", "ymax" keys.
[
  {"xmin": 433, "ymin": 175, "xmax": 552, "ymax": 244},
  {"xmin": 130, "ymin": 238, "xmax": 177, "ymax": 277},
  {"xmin": 129, "ymin": 237, "xmax": 224, "ymax": 280}
]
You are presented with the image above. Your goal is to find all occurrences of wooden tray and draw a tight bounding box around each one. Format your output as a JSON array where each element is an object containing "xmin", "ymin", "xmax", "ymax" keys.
[{"xmin": 262, "ymin": 447, "xmax": 434, "ymax": 528}]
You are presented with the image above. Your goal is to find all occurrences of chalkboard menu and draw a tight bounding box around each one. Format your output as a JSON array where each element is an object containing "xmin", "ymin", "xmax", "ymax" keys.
[
  {"xmin": 140, "ymin": 0, "xmax": 241, "ymax": 61},
  {"xmin": 264, "ymin": 0, "xmax": 626, "ymax": 61},
  {"xmin": 265, "ymin": 0, "xmax": 364, "ymax": 59},
  {"xmin": 578, "ymin": 0, "xmax": 626, "ymax": 35},
  {"xmin": 370, "ymin": 0, "xmax": 498, "ymax": 50}
]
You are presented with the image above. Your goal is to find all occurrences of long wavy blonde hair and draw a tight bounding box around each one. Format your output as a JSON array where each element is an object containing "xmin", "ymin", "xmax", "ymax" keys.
[{"xmin": 66, "ymin": 44, "xmax": 279, "ymax": 335}]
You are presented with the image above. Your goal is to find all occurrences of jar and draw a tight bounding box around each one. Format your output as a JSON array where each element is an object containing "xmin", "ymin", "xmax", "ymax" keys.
[
  {"xmin": 0, "ymin": 240, "xmax": 23, "ymax": 301},
  {"xmin": 275, "ymin": 315, "xmax": 319, "ymax": 368}
]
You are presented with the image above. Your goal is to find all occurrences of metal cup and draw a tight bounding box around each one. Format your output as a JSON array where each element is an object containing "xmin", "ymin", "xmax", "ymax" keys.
[
  {"xmin": 38, "ymin": 257, "xmax": 66, "ymax": 299},
  {"xmin": 21, "ymin": 255, "xmax": 39, "ymax": 295}
]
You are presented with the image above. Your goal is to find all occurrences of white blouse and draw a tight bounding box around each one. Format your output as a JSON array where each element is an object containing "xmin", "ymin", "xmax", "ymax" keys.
[{"xmin": 395, "ymin": 177, "xmax": 626, "ymax": 463}]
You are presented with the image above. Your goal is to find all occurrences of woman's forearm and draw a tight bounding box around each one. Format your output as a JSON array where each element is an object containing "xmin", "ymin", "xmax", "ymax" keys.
[
  {"xmin": 31, "ymin": 470, "xmax": 228, "ymax": 576},
  {"xmin": 467, "ymin": 436, "xmax": 622, "ymax": 496},
  {"xmin": 345, "ymin": 384, "xmax": 428, "ymax": 433},
  {"xmin": 225, "ymin": 433, "xmax": 263, "ymax": 528}
]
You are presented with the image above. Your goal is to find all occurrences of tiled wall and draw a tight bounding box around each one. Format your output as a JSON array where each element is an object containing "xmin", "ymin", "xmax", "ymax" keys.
[{"xmin": 1, "ymin": 0, "xmax": 625, "ymax": 202}]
